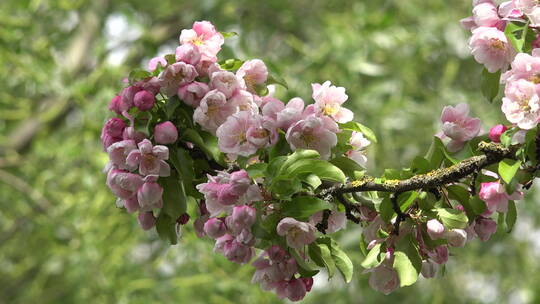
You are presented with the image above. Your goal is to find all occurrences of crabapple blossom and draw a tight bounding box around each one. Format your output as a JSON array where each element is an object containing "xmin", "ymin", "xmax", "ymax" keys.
[
  {"xmin": 426, "ymin": 219, "xmax": 445, "ymax": 240},
  {"xmin": 120, "ymin": 196, "xmax": 139, "ymax": 213},
  {"xmin": 106, "ymin": 169, "xmax": 144, "ymax": 200},
  {"xmin": 489, "ymin": 124, "xmax": 507, "ymax": 142},
  {"xmin": 284, "ymin": 278, "xmax": 307, "ymax": 302},
  {"xmin": 311, "ymin": 81, "xmax": 354, "ymax": 123},
  {"xmin": 368, "ymin": 265, "xmax": 400, "ymax": 295},
  {"xmin": 501, "ymin": 79, "xmax": 540, "ymax": 129},
  {"xmin": 107, "ymin": 139, "xmax": 137, "ymax": 170},
  {"xmin": 175, "ymin": 43, "xmax": 201, "ymax": 65},
  {"xmin": 286, "ymin": 114, "xmax": 338, "ymax": 159},
  {"xmin": 276, "ymin": 217, "xmax": 317, "ymax": 249},
  {"xmin": 147, "ymin": 56, "xmax": 167, "ymax": 72},
  {"xmin": 439, "ymin": 103, "xmax": 481, "ymax": 152},
  {"xmin": 137, "ymin": 178, "xmax": 164, "ymax": 211},
  {"xmin": 177, "ymin": 81, "xmax": 210, "ymax": 107},
  {"xmin": 126, "ymin": 139, "xmax": 171, "ymax": 177},
  {"xmin": 194, "ymin": 90, "xmax": 237, "ymax": 133},
  {"xmin": 216, "ymin": 111, "xmax": 260, "ymax": 157},
  {"xmin": 276, "ymin": 97, "xmax": 305, "ymax": 130},
  {"xmin": 445, "ymin": 229, "xmax": 468, "ymax": 247},
  {"xmin": 236, "ymin": 59, "xmax": 268, "ymax": 93},
  {"xmin": 133, "ymin": 90, "xmax": 155, "ymax": 111},
  {"xmin": 474, "ymin": 217, "xmax": 498, "ymax": 241},
  {"xmin": 421, "ymin": 260, "xmax": 439, "ymax": 279},
  {"xmin": 210, "ymin": 70, "xmax": 241, "ymax": 98},
  {"xmin": 153, "ymin": 121, "xmax": 178, "ymax": 145},
  {"xmin": 228, "ymin": 205, "xmax": 257, "ymax": 232},
  {"xmin": 179, "ymin": 21, "xmax": 224, "ymax": 62},
  {"xmin": 158, "ymin": 62, "xmax": 198, "ymax": 97},
  {"xmin": 345, "ymin": 131, "xmax": 371, "ymax": 167},
  {"xmin": 137, "ymin": 211, "xmax": 156, "ymax": 230},
  {"xmin": 479, "ymin": 181, "xmax": 523, "ymax": 214},
  {"xmin": 427, "ymin": 246, "xmax": 449, "ymax": 265},
  {"xmin": 203, "ymin": 217, "xmax": 227, "ymax": 239},
  {"xmin": 469, "ymin": 26, "xmax": 515, "ymax": 73}
]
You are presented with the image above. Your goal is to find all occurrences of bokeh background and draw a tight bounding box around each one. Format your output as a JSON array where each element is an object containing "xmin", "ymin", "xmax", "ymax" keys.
[{"xmin": 1, "ymin": 0, "xmax": 540, "ymax": 303}]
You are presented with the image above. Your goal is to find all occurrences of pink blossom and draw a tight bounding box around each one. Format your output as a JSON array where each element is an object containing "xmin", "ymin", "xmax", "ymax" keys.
[
  {"xmin": 194, "ymin": 214, "xmax": 209, "ymax": 238},
  {"xmin": 221, "ymin": 238, "xmax": 255, "ymax": 264},
  {"xmin": 426, "ymin": 219, "xmax": 445, "ymax": 240},
  {"xmin": 311, "ymin": 81, "xmax": 354, "ymax": 123},
  {"xmin": 474, "ymin": 217, "xmax": 498, "ymax": 241},
  {"xmin": 158, "ymin": 62, "xmax": 198, "ymax": 97},
  {"xmin": 230, "ymin": 90, "xmax": 259, "ymax": 114},
  {"xmin": 421, "ymin": 260, "xmax": 439, "ymax": 279},
  {"xmin": 469, "ymin": 27, "xmax": 515, "ymax": 73},
  {"xmin": 210, "ymin": 71, "xmax": 241, "ymax": 98},
  {"xmin": 502, "ymin": 50, "xmax": 540, "ymax": 83},
  {"xmin": 175, "ymin": 44, "xmax": 201, "ymax": 65},
  {"xmin": 479, "ymin": 181, "xmax": 523, "ymax": 214},
  {"xmin": 137, "ymin": 178, "xmax": 164, "ymax": 211},
  {"xmin": 229, "ymin": 205, "xmax": 257, "ymax": 232},
  {"xmin": 103, "ymin": 118, "xmax": 126, "ymax": 138},
  {"xmin": 122, "ymin": 126, "xmax": 146, "ymax": 144},
  {"xmin": 204, "ymin": 217, "xmax": 227, "ymax": 239},
  {"xmin": 286, "ymin": 114, "xmax": 338, "ymax": 159},
  {"xmin": 284, "ymin": 278, "xmax": 307, "ymax": 302},
  {"xmin": 137, "ymin": 211, "xmax": 156, "ymax": 230},
  {"xmin": 276, "ymin": 97, "xmax": 305, "ymax": 130},
  {"xmin": 107, "ymin": 139, "xmax": 137, "ymax": 170},
  {"xmin": 194, "ymin": 90, "xmax": 237, "ymax": 133},
  {"xmin": 106, "ymin": 169, "xmax": 144, "ymax": 199},
  {"xmin": 427, "ymin": 245, "xmax": 449, "ymax": 265},
  {"xmin": 444, "ymin": 229, "xmax": 468, "ymax": 247},
  {"xmin": 216, "ymin": 111, "xmax": 260, "ymax": 156},
  {"xmin": 309, "ymin": 210, "xmax": 346, "ymax": 234},
  {"xmin": 154, "ymin": 121, "xmax": 178, "ymax": 145},
  {"xmin": 345, "ymin": 131, "xmax": 371, "ymax": 167},
  {"xmin": 134, "ymin": 77, "xmax": 161, "ymax": 96},
  {"xmin": 440, "ymin": 103, "xmax": 481, "ymax": 152},
  {"xmin": 119, "ymin": 86, "xmax": 140, "ymax": 112},
  {"xmin": 499, "ymin": 1, "xmax": 524, "ymax": 20},
  {"xmin": 472, "ymin": 2, "xmax": 505, "ymax": 29},
  {"xmin": 261, "ymin": 97, "xmax": 285, "ymax": 121},
  {"xmin": 276, "ymin": 217, "xmax": 317, "ymax": 249},
  {"xmin": 133, "ymin": 90, "xmax": 155, "ymax": 111},
  {"xmin": 237, "ymin": 59, "xmax": 268, "ymax": 93},
  {"xmin": 126, "ymin": 139, "xmax": 170, "ymax": 177},
  {"xmin": 179, "ymin": 21, "xmax": 224, "ymax": 62},
  {"xmin": 147, "ymin": 56, "xmax": 167, "ymax": 72},
  {"xmin": 502, "ymin": 79, "xmax": 540, "ymax": 129},
  {"xmin": 119, "ymin": 196, "xmax": 140, "ymax": 213},
  {"xmin": 489, "ymin": 124, "xmax": 508, "ymax": 142},
  {"xmin": 368, "ymin": 265, "xmax": 400, "ymax": 295},
  {"xmin": 178, "ymin": 82, "xmax": 210, "ymax": 107},
  {"xmin": 108, "ymin": 95, "xmax": 123, "ymax": 115}
]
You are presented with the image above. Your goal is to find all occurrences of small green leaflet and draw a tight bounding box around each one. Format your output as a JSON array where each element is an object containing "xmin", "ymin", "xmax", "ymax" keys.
[
  {"xmin": 434, "ymin": 208, "xmax": 468, "ymax": 229},
  {"xmin": 498, "ymin": 158, "xmax": 522, "ymax": 184},
  {"xmin": 480, "ymin": 68, "xmax": 501, "ymax": 103},
  {"xmin": 506, "ymin": 200, "xmax": 517, "ymax": 232},
  {"xmin": 361, "ymin": 243, "xmax": 383, "ymax": 269},
  {"xmin": 220, "ymin": 31, "xmax": 238, "ymax": 38},
  {"xmin": 393, "ymin": 251, "xmax": 419, "ymax": 287}
]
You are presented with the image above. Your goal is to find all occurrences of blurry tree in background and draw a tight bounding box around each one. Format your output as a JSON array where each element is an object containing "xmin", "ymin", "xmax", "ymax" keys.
[{"xmin": 1, "ymin": 0, "xmax": 539, "ymax": 303}]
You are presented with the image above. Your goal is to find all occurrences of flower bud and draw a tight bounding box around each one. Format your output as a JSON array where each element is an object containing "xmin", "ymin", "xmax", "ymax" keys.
[
  {"xmin": 426, "ymin": 219, "xmax": 445, "ymax": 240},
  {"xmin": 285, "ymin": 278, "xmax": 307, "ymax": 302},
  {"xmin": 474, "ymin": 217, "xmax": 497, "ymax": 241},
  {"xmin": 488, "ymin": 124, "xmax": 507, "ymax": 143},
  {"xmin": 177, "ymin": 213, "xmax": 190, "ymax": 225},
  {"xmin": 154, "ymin": 121, "xmax": 178, "ymax": 144},
  {"xmin": 103, "ymin": 117, "xmax": 127, "ymax": 138},
  {"xmin": 267, "ymin": 245, "xmax": 286, "ymax": 262},
  {"xmin": 123, "ymin": 197, "xmax": 140, "ymax": 213},
  {"xmin": 231, "ymin": 205, "xmax": 257, "ymax": 229},
  {"xmin": 133, "ymin": 90, "xmax": 155, "ymax": 111},
  {"xmin": 421, "ymin": 260, "xmax": 438, "ymax": 278},
  {"xmin": 137, "ymin": 181, "xmax": 164, "ymax": 211},
  {"xmin": 138, "ymin": 211, "xmax": 156, "ymax": 230},
  {"xmin": 368, "ymin": 265, "xmax": 400, "ymax": 295},
  {"xmin": 223, "ymin": 240, "xmax": 254, "ymax": 264},
  {"xmin": 203, "ymin": 217, "xmax": 227, "ymax": 239},
  {"xmin": 301, "ymin": 277, "xmax": 314, "ymax": 292},
  {"xmin": 427, "ymin": 245, "xmax": 449, "ymax": 265},
  {"xmin": 122, "ymin": 126, "xmax": 146, "ymax": 144},
  {"xmin": 445, "ymin": 229, "xmax": 468, "ymax": 247},
  {"xmin": 108, "ymin": 95, "xmax": 123, "ymax": 114}
]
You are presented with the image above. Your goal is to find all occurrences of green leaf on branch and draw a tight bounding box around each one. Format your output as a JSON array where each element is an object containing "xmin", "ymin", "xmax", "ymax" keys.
[
  {"xmin": 128, "ymin": 68, "xmax": 151, "ymax": 84},
  {"xmin": 281, "ymin": 196, "xmax": 328, "ymax": 220},
  {"xmin": 317, "ymin": 237, "xmax": 354, "ymax": 283},
  {"xmin": 504, "ymin": 21, "xmax": 529, "ymax": 52},
  {"xmin": 469, "ymin": 196, "xmax": 487, "ymax": 215},
  {"xmin": 398, "ymin": 191, "xmax": 419, "ymax": 212},
  {"xmin": 506, "ymin": 200, "xmax": 517, "ymax": 232},
  {"xmin": 481, "ymin": 68, "xmax": 501, "ymax": 103},
  {"xmin": 246, "ymin": 163, "xmax": 268, "ymax": 179},
  {"xmin": 220, "ymin": 31, "xmax": 238, "ymax": 38},
  {"xmin": 330, "ymin": 156, "xmax": 364, "ymax": 178},
  {"xmin": 291, "ymin": 249, "xmax": 320, "ymax": 277},
  {"xmin": 164, "ymin": 54, "xmax": 176, "ymax": 65},
  {"xmin": 159, "ymin": 173, "xmax": 187, "ymax": 220},
  {"xmin": 308, "ymin": 242, "xmax": 336, "ymax": 278},
  {"xmin": 219, "ymin": 58, "xmax": 244, "ymax": 71},
  {"xmin": 393, "ymin": 251, "xmax": 420, "ymax": 287},
  {"xmin": 361, "ymin": 243, "xmax": 383, "ymax": 269},
  {"xmin": 498, "ymin": 158, "xmax": 522, "ymax": 184},
  {"xmin": 379, "ymin": 197, "xmax": 395, "ymax": 223},
  {"xmin": 339, "ymin": 121, "xmax": 378, "ymax": 143},
  {"xmin": 267, "ymin": 73, "xmax": 288, "ymax": 89},
  {"xmin": 156, "ymin": 212, "xmax": 178, "ymax": 245},
  {"xmin": 434, "ymin": 207, "xmax": 468, "ymax": 229}
]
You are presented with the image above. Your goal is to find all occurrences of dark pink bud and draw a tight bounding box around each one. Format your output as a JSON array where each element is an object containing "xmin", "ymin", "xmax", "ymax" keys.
[
  {"xmin": 474, "ymin": 217, "xmax": 497, "ymax": 241},
  {"xmin": 122, "ymin": 126, "xmax": 146, "ymax": 144},
  {"xmin": 103, "ymin": 117, "xmax": 126, "ymax": 138},
  {"xmin": 121, "ymin": 86, "xmax": 141, "ymax": 110},
  {"xmin": 488, "ymin": 124, "xmax": 507, "ymax": 143},
  {"xmin": 108, "ymin": 95, "xmax": 123, "ymax": 114},
  {"xmin": 134, "ymin": 90, "xmax": 155, "ymax": 111},
  {"xmin": 301, "ymin": 277, "xmax": 314, "ymax": 292},
  {"xmin": 267, "ymin": 245, "xmax": 287, "ymax": 262},
  {"xmin": 177, "ymin": 213, "xmax": 190, "ymax": 225},
  {"xmin": 154, "ymin": 121, "xmax": 178, "ymax": 144},
  {"xmin": 123, "ymin": 197, "xmax": 140, "ymax": 213},
  {"xmin": 199, "ymin": 201, "xmax": 209, "ymax": 216},
  {"xmin": 138, "ymin": 211, "xmax": 156, "ymax": 230},
  {"xmin": 285, "ymin": 278, "xmax": 307, "ymax": 302}
]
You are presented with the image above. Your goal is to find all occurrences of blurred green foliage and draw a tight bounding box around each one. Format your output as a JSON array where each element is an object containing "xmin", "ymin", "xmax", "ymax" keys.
[{"xmin": 1, "ymin": 0, "xmax": 540, "ymax": 303}]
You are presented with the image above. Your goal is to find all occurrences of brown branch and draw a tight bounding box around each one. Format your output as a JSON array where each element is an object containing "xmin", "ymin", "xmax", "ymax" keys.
[{"xmin": 319, "ymin": 141, "xmax": 514, "ymax": 198}]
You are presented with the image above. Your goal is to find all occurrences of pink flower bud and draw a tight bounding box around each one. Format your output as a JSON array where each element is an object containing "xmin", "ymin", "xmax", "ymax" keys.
[
  {"xmin": 267, "ymin": 245, "xmax": 287, "ymax": 262},
  {"xmin": 122, "ymin": 126, "xmax": 146, "ymax": 144},
  {"xmin": 421, "ymin": 260, "xmax": 438, "ymax": 278},
  {"xmin": 474, "ymin": 217, "xmax": 497, "ymax": 241},
  {"xmin": 122, "ymin": 196, "xmax": 140, "ymax": 213},
  {"xmin": 210, "ymin": 71, "xmax": 240, "ymax": 98},
  {"xmin": 138, "ymin": 211, "xmax": 156, "ymax": 230},
  {"xmin": 194, "ymin": 215, "xmax": 209, "ymax": 238},
  {"xmin": 203, "ymin": 217, "xmax": 227, "ymax": 239},
  {"xmin": 231, "ymin": 205, "xmax": 257, "ymax": 230},
  {"xmin": 175, "ymin": 44, "xmax": 201, "ymax": 65},
  {"xmin": 427, "ymin": 246, "xmax": 449, "ymax": 265},
  {"xmin": 368, "ymin": 265, "xmax": 400, "ymax": 295},
  {"xmin": 276, "ymin": 217, "xmax": 316, "ymax": 249},
  {"xmin": 285, "ymin": 278, "xmax": 307, "ymax": 302},
  {"xmin": 223, "ymin": 240, "xmax": 254, "ymax": 264},
  {"xmin": 301, "ymin": 277, "xmax": 314, "ymax": 292},
  {"xmin": 154, "ymin": 121, "xmax": 178, "ymax": 144},
  {"xmin": 103, "ymin": 117, "xmax": 127, "ymax": 138},
  {"xmin": 177, "ymin": 213, "xmax": 190, "ymax": 225},
  {"xmin": 137, "ymin": 181, "xmax": 164, "ymax": 211},
  {"xmin": 488, "ymin": 124, "xmax": 507, "ymax": 143},
  {"xmin": 133, "ymin": 90, "xmax": 155, "ymax": 111},
  {"xmin": 121, "ymin": 86, "xmax": 141, "ymax": 110},
  {"xmin": 426, "ymin": 219, "xmax": 445, "ymax": 240},
  {"xmin": 445, "ymin": 229, "xmax": 468, "ymax": 247},
  {"xmin": 108, "ymin": 95, "xmax": 123, "ymax": 114}
]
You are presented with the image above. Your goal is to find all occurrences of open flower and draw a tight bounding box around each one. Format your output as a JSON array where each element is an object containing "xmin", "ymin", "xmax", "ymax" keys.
[
  {"xmin": 276, "ymin": 217, "xmax": 316, "ymax": 249},
  {"xmin": 502, "ymin": 79, "xmax": 540, "ymax": 129},
  {"xmin": 237, "ymin": 59, "xmax": 268, "ymax": 93},
  {"xmin": 311, "ymin": 81, "xmax": 354, "ymax": 123},
  {"xmin": 285, "ymin": 114, "xmax": 338, "ymax": 159},
  {"xmin": 469, "ymin": 26, "xmax": 515, "ymax": 73},
  {"xmin": 345, "ymin": 131, "xmax": 371, "ymax": 167},
  {"xmin": 309, "ymin": 210, "xmax": 346, "ymax": 234},
  {"xmin": 439, "ymin": 103, "xmax": 481, "ymax": 152},
  {"xmin": 194, "ymin": 90, "xmax": 237, "ymax": 133},
  {"xmin": 158, "ymin": 62, "xmax": 198, "ymax": 96},
  {"xmin": 479, "ymin": 181, "xmax": 523, "ymax": 214},
  {"xmin": 368, "ymin": 265, "xmax": 400, "ymax": 295},
  {"xmin": 126, "ymin": 139, "xmax": 170, "ymax": 177},
  {"xmin": 179, "ymin": 21, "xmax": 224, "ymax": 62}
]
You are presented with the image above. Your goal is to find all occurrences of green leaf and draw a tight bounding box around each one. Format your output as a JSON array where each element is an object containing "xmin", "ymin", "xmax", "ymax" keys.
[
  {"xmin": 269, "ymin": 177, "xmax": 303, "ymax": 199},
  {"xmin": 481, "ymin": 68, "xmax": 501, "ymax": 103},
  {"xmin": 469, "ymin": 196, "xmax": 487, "ymax": 215},
  {"xmin": 279, "ymin": 149, "xmax": 320, "ymax": 174},
  {"xmin": 267, "ymin": 73, "xmax": 288, "ymax": 89},
  {"xmin": 393, "ymin": 251, "xmax": 420, "ymax": 287},
  {"xmin": 506, "ymin": 200, "xmax": 517, "ymax": 232},
  {"xmin": 303, "ymin": 174, "xmax": 322, "ymax": 190},
  {"xmin": 379, "ymin": 197, "xmax": 395, "ymax": 223},
  {"xmin": 411, "ymin": 156, "xmax": 431, "ymax": 174},
  {"xmin": 281, "ymin": 196, "xmax": 328, "ymax": 220},
  {"xmin": 328, "ymin": 239, "xmax": 354, "ymax": 283},
  {"xmin": 291, "ymin": 249, "xmax": 320, "ymax": 277},
  {"xmin": 219, "ymin": 58, "xmax": 244, "ymax": 71},
  {"xmin": 128, "ymin": 69, "xmax": 151, "ymax": 84},
  {"xmin": 398, "ymin": 191, "xmax": 419, "ymax": 212},
  {"xmin": 434, "ymin": 208, "xmax": 468, "ymax": 229},
  {"xmin": 498, "ymin": 158, "xmax": 522, "ymax": 184},
  {"xmin": 156, "ymin": 212, "xmax": 178, "ymax": 245},
  {"xmin": 284, "ymin": 159, "xmax": 346, "ymax": 183},
  {"xmin": 164, "ymin": 54, "xmax": 176, "ymax": 65},
  {"xmin": 361, "ymin": 243, "xmax": 383, "ymax": 269},
  {"xmin": 308, "ymin": 242, "xmax": 336, "ymax": 278},
  {"xmin": 504, "ymin": 21, "xmax": 529, "ymax": 52},
  {"xmin": 159, "ymin": 174, "xmax": 187, "ymax": 220},
  {"xmin": 340, "ymin": 121, "xmax": 378, "ymax": 143},
  {"xmin": 330, "ymin": 156, "xmax": 364, "ymax": 178},
  {"xmin": 221, "ymin": 31, "xmax": 238, "ymax": 38},
  {"xmin": 246, "ymin": 163, "xmax": 267, "ymax": 179},
  {"xmin": 165, "ymin": 97, "xmax": 180, "ymax": 119}
]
